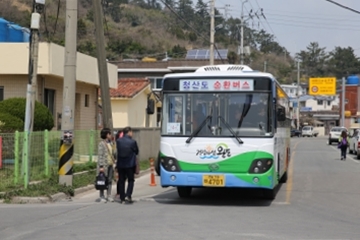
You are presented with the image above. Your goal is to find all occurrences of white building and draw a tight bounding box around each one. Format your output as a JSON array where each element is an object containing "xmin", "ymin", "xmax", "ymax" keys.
[
  {"xmin": 299, "ymin": 95, "xmax": 339, "ymax": 112},
  {"xmin": 281, "ymin": 84, "xmax": 306, "ymax": 98}
]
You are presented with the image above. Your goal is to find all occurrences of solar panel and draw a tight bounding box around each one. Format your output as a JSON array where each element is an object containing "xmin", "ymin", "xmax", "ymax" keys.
[{"xmin": 185, "ymin": 49, "xmax": 228, "ymax": 60}]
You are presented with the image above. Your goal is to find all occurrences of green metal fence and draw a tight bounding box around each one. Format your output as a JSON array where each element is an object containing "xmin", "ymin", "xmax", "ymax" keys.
[{"xmin": 0, "ymin": 130, "xmax": 100, "ymax": 192}]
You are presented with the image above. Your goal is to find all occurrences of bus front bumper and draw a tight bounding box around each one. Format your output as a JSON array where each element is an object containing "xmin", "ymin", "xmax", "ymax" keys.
[{"xmin": 160, "ymin": 166, "xmax": 274, "ymax": 189}]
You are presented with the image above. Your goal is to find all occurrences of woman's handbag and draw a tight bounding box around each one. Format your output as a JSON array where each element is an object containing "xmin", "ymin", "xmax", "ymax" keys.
[{"xmin": 95, "ymin": 172, "xmax": 108, "ymax": 190}]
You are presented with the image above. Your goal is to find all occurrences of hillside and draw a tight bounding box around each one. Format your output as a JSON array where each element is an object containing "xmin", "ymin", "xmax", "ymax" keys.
[{"xmin": 0, "ymin": 0, "xmax": 298, "ymax": 83}]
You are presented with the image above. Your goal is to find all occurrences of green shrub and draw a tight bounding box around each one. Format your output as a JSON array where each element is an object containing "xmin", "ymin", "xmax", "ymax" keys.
[
  {"xmin": 0, "ymin": 98, "xmax": 54, "ymax": 131},
  {"xmin": 0, "ymin": 112, "xmax": 24, "ymax": 133},
  {"xmin": 48, "ymin": 138, "xmax": 61, "ymax": 158}
]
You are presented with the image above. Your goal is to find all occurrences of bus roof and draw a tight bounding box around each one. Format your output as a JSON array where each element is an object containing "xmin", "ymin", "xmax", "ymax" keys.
[{"xmin": 163, "ymin": 64, "xmax": 275, "ymax": 79}]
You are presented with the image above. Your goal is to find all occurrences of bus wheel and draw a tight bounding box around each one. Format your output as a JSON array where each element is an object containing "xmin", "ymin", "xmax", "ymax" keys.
[
  {"xmin": 280, "ymin": 171, "xmax": 288, "ymax": 183},
  {"xmin": 177, "ymin": 187, "xmax": 192, "ymax": 198},
  {"xmin": 263, "ymin": 189, "xmax": 276, "ymax": 200}
]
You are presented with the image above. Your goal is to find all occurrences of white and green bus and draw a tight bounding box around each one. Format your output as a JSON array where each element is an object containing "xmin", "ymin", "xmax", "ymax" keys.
[{"xmin": 159, "ymin": 65, "xmax": 291, "ymax": 199}]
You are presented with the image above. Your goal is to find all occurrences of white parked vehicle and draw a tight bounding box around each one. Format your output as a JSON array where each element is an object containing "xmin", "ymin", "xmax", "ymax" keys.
[
  {"xmin": 348, "ymin": 128, "xmax": 360, "ymax": 158},
  {"xmin": 328, "ymin": 127, "xmax": 347, "ymax": 145},
  {"xmin": 301, "ymin": 126, "xmax": 319, "ymax": 137}
]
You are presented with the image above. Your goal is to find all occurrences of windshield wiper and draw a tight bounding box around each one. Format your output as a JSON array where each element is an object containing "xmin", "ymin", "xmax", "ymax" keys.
[
  {"xmin": 237, "ymin": 94, "xmax": 253, "ymax": 128},
  {"xmin": 218, "ymin": 116, "xmax": 243, "ymax": 144},
  {"xmin": 186, "ymin": 115, "xmax": 212, "ymax": 144}
]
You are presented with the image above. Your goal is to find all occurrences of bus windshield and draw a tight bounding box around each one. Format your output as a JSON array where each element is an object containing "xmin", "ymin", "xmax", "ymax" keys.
[{"xmin": 162, "ymin": 92, "xmax": 273, "ymax": 137}]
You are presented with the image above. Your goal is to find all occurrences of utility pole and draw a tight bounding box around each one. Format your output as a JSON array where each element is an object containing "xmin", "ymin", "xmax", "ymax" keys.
[
  {"xmin": 93, "ymin": 0, "xmax": 113, "ymax": 130},
  {"xmin": 240, "ymin": 0, "xmax": 248, "ymax": 64},
  {"xmin": 264, "ymin": 61, "xmax": 267, "ymax": 72},
  {"xmin": 59, "ymin": 0, "xmax": 78, "ymax": 186},
  {"xmin": 296, "ymin": 61, "xmax": 300, "ymax": 130},
  {"xmin": 22, "ymin": 0, "xmax": 45, "ymax": 188},
  {"xmin": 209, "ymin": 0, "xmax": 215, "ymax": 65},
  {"xmin": 341, "ymin": 77, "xmax": 346, "ymax": 127}
]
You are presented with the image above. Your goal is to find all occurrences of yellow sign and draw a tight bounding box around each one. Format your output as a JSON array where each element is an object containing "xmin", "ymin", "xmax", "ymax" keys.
[{"xmin": 309, "ymin": 77, "xmax": 336, "ymax": 95}]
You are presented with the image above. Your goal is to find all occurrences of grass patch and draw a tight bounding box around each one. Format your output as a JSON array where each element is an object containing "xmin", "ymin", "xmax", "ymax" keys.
[
  {"xmin": 0, "ymin": 162, "xmax": 98, "ymax": 202},
  {"xmin": 73, "ymin": 161, "xmax": 97, "ymax": 172},
  {"xmin": 139, "ymin": 159, "xmax": 150, "ymax": 170}
]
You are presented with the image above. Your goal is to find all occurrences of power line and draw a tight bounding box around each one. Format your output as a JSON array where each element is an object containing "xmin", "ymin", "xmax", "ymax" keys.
[
  {"xmin": 265, "ymin": 12, "xmax": 355, "ymax": 22},
  {"xmin": 267, "ymin": 20, "xmax": 360, "ymax": 32},
  {"xmin": 324, "ymin": 0, "xmax": 360, "ymax": 15},
  {"xmin": 158, "ymin": 0, "xmax": 225, "ymax": 63},
  {"xmin": 268, "ymin": 17, "xmax": 360, "ymax": 28}
]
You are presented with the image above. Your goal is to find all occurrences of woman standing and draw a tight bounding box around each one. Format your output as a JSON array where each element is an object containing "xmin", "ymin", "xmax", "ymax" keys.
[
  {"xmin": 338, "ymin": 130, "xmax": 350, "ymax": 161},
  {"xmin": 97, "ymin": 128, "xmax": 116, "ymax": 202}
]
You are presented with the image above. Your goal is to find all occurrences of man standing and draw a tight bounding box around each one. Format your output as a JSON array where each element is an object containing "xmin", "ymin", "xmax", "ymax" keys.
[{"xmin": 116, "ymin": 126, "xmax": 139, "ymax": 204}]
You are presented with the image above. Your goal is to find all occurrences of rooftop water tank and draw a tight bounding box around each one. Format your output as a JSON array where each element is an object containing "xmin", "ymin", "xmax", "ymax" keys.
[
  {"xmin": 0, "ymin": 18, "xmax": 9, "ymax": 42},
  {"xmin": 347, "ymin": 75, "xmax": 359, "ymax": 85},
  {"xmin": 8, "ymin": 23, "xmax": 23, "ymax": 42}
]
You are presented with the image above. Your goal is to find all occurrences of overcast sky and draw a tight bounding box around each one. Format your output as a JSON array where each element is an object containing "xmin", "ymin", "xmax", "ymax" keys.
[{"xmin": 215, "ymin": 0, "xmax": 360, "ymax": 57}]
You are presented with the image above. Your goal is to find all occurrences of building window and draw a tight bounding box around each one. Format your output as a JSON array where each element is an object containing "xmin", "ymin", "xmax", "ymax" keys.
[
  {"xmin": 317, "ymin": 100, "xmax": 323, "ymax": 105},
  {"xmin": 0, "ymin": 86, "xmax": 3, "ymax": 101},
  {"xmin": 147, "ymin": 77, "xmax": 163, "ymax": 89},
  {"xmin": 44, "ymin": 88, "xmax": 55, "ymax": 116},
  {"xmin": 85, "ymin": 94, "xmax": 89, "ymax": 107},
  {"xmin": 327, "ymin": 100, "xmax": 331, "ymax": 106}
]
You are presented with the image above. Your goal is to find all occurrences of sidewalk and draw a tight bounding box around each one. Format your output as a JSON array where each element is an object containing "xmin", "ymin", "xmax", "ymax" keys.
[{"xmin": 74, "ymin": 173, "xmax": 167, "ymax": 203}]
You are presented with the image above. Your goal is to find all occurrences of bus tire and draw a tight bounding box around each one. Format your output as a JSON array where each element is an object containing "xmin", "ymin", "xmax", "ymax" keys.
[
  {"xmin": 155, "ymin": 151, "xmax": 161, "ymax": 176},
  {"xmin": 263, "ymin": 189, "xmax": 276, "ymax": 200},
  {"xmin": 280, "ymin": 171, "xmax": 288, "ymax": 183},
  {"xmin": 177, "ymin": 187, "xmax": 192, "ymax": 198}
]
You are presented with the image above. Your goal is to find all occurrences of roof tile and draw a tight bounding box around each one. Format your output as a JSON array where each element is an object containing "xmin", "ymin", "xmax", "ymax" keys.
[{"xmin": 100, "ymin": 78, "xmax": 150, "ymax": 98}]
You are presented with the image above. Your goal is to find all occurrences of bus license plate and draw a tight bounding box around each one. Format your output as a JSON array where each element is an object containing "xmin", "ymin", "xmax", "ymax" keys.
[{"xmin": 202, "ymin": 175, "xmax": 225, "ymax": 187}]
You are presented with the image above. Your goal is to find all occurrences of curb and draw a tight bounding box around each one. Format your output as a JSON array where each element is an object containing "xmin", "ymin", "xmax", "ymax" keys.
[{"xmin": 2, "ymin": 168, "xmax": 152, "ymax": 204}]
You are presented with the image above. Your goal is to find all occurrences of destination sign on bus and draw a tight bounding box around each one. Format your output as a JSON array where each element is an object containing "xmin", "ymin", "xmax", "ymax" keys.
[{"xmin": 179, "ymin": 79, "xmax": 254, "ymax": 91}]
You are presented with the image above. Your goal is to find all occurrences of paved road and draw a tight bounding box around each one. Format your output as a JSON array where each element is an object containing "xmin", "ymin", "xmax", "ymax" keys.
[{"xmin": 1, "ymin": 137, "xmax": 360, "ymax": 240}]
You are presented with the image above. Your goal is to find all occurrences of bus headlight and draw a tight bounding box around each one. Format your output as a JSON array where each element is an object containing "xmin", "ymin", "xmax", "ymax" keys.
[
  {"xmin": 161, "ymin": 157, "xmax": 181, "ymax": 172},
  {"xmin": 248, "ymin": 158, "xmax": 272, "ymax": 174}
]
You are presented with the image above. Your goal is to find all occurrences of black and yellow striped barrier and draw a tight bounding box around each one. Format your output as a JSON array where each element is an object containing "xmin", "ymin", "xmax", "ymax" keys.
[{"xmin": 59, "ymin": 131, "xmax": 74, "ymax": 176}]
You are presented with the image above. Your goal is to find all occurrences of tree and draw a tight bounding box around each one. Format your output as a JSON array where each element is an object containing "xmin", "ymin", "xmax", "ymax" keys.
[
  {"xmin": 254, "ymin": 30, "xmax": 284, "ymax": 55},
  {"xmin": 296, "ymin": 42, "xmax": 329, "ymax": 77},
  {"xmin": 0, "ymin": 98, "xmax": 54, "ymax": 132},
  {"xmin": 327, "ymin": 46, "xmax": 360, "ymax": 78}
]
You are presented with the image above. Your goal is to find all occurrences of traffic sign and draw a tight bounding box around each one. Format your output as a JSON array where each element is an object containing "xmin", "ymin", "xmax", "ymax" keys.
[{"xmin": 309, "ymin": 77, "xmax": 336, "ymax": 95}]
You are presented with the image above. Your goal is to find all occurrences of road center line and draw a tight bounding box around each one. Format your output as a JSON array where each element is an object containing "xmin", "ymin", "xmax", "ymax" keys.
[{"xmin": 285, "ymin": 151, "xmax": 295, "ymax": 204}]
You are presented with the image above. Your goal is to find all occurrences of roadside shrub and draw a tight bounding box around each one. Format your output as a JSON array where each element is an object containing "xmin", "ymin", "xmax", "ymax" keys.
[
  {"xmin": 48, "ymin": 138, "xmax": 61, "ymax": 158},
  {"xmin": 0, "ymin": 98, "xmax": 54, "ymax": 131},
  {"xmin": 0, "ymin": 112, "xmax": 24, "ymax": 133}
]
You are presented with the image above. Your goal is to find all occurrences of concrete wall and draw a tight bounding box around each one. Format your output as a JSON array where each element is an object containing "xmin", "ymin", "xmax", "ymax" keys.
[{"xmin": 114, "ymin": 127, "xmax": 161, "ymax": 161}]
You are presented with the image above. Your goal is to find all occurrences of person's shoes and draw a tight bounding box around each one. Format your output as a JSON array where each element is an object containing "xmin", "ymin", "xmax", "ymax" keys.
[
  {"xmin": 107, "ymin": 196, "xmax": 114, "ymax": 202},
  {"xmin": 341, "ymin": 157, "xmax": 343, "ymax": 160},
  {"xmin": 114, "ymin": 195, "xmax": 120, "ymax": 202},
  {"xmin": 99, "ymin": 197, "xmax": 107, "ymax": 203},
  {"xmin": 125, "ymin": 196, "xmax": 133, "ymax": 203},
  {"xmin": 119, "ymin": 199, "xmax": 125, "ymax": 204}
]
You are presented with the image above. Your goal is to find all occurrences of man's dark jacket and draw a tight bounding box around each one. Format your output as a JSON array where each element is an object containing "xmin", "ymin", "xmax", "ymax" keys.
[{"xmin": 116, "ymin": 135, "xmax": 139, "ymax": 169}]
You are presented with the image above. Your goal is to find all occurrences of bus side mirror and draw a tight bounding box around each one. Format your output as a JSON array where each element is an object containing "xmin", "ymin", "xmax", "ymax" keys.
[
  {"xmin": 147, "ymin": 99, "xmax": 155, "ymax": 115},
  {"xmin": 277, "ymin": 107, "xmax": 286, "ymax": 122}
]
